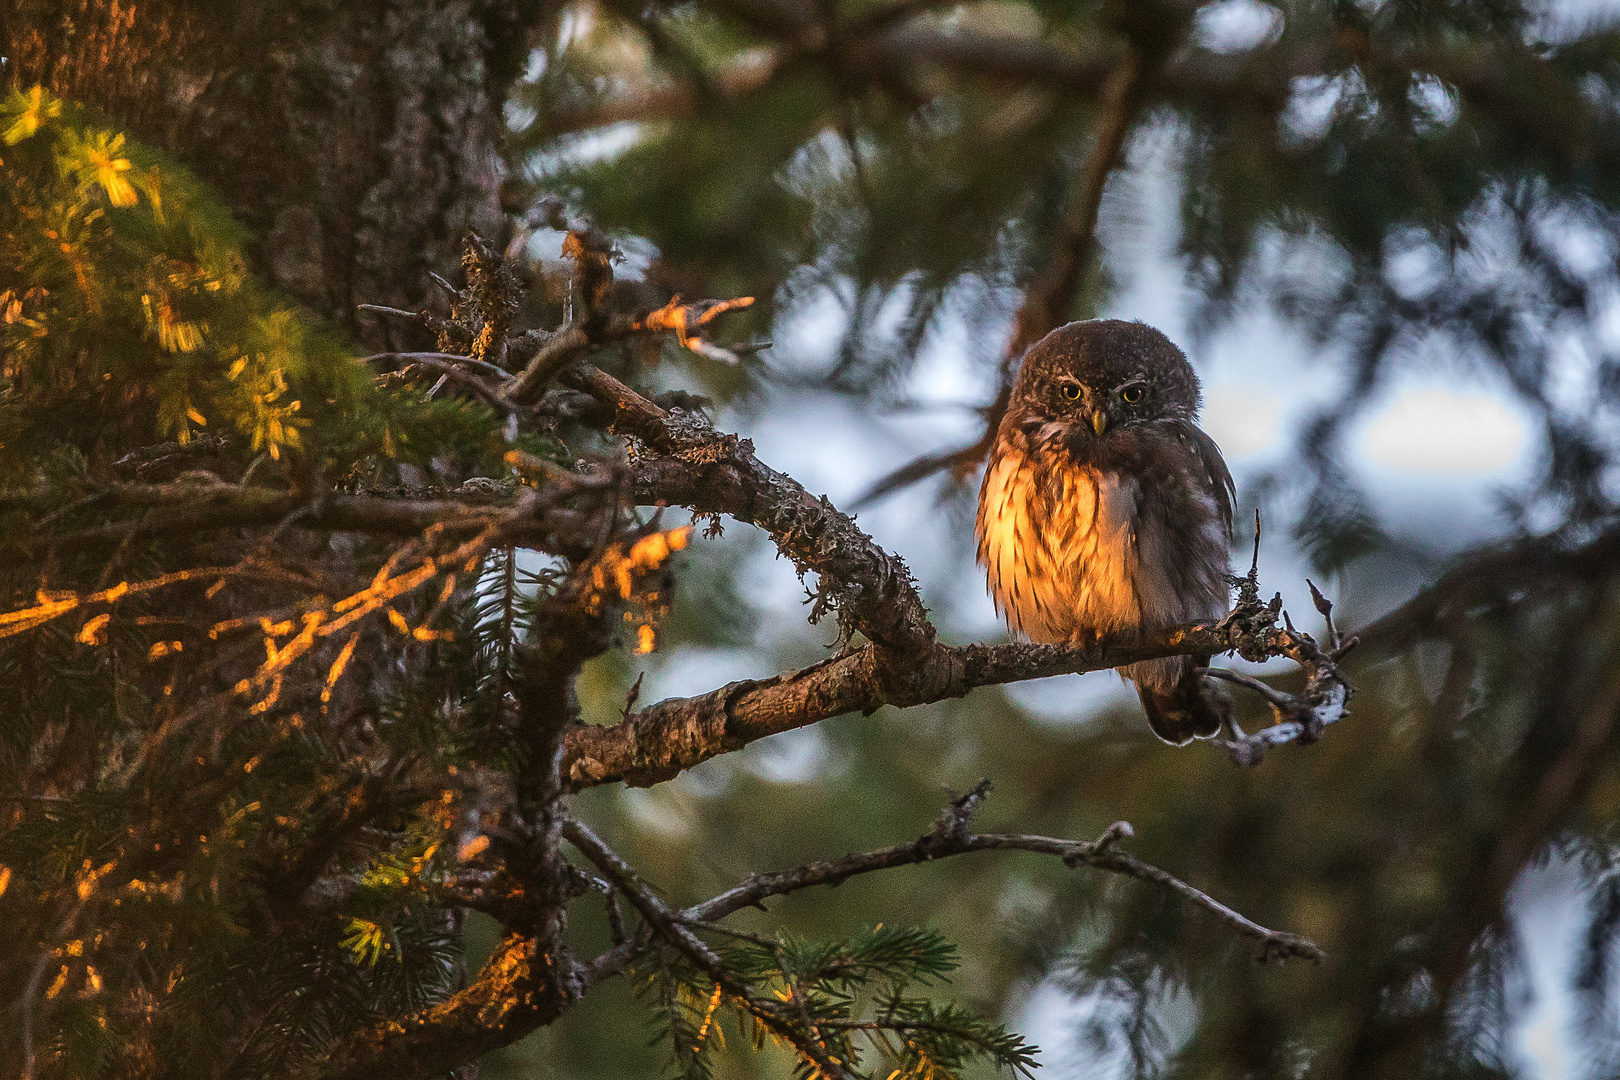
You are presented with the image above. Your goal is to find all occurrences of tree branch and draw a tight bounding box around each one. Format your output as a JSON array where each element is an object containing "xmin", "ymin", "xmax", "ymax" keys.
[
  {"xmin": 291, "ymin": 931, "xmax": 576, "ymax": 1080},
  {"xmin": 560, "ymin": 785, "xmax": 1323, "ymax": 993},
  {"xmin": 681, "ymin": 823, "xmax": 1319, "ymax": 962},
  {"xmin": 559, "ymin": 622, "xmax": 1291, "ymax": 788},
  {"xmin": 566, "ymin": 365, "xmax": 937, "ymax": 658},
  {"xmin": 5, "ymin": 482, "xmax": 575, "ymax": 550}
]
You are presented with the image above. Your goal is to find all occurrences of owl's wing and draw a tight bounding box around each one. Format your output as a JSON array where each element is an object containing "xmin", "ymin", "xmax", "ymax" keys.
[{"xmin": 1169, "ymin": 418, "xmax": 1236, "ymax": 541}]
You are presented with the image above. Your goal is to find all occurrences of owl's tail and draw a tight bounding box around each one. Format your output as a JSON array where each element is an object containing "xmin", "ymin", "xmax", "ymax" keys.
[{"xmin": 1124, "ymin": 656, "xmax": 1228, "ymax": 745}]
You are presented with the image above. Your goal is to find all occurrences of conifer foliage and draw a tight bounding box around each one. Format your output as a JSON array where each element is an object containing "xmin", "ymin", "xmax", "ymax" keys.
[{"xmin": 0, "ymin": 86, "xmax": 520, "ymax": 1077}]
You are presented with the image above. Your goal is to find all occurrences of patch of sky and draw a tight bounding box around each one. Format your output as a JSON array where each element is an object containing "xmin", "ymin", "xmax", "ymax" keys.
[
  {"xmin": 1409, "ymin": 73, "xmax": 1461, "ymax": 133},
  {"xmin": 1280, "ymin": 68, "xmax": 1367, "ymax": 147},
  {"xmin": 1507, "ymin": 852, "xmax": 1599, "ymax": 1080},
  {"xmin": 1532, "ymin": 0, "xmax": 1620, "ymax": 44},
  {"xmin": 1014, "ymin": 968, "xmax": 1197, "ymax": 1080},
  {"xmin": 522, "ymin": 122, "xmax": 643, "ymax": 181},
  {"xmin": 1000, "ymin": 671, "xmax": 1139, "ymax": 728},
  {"xmin": 740, "ymin": 726, "xmax": 837, "ymax": 784},
  {"xmin": 1191, "ymin": 0, "xmax": 1284, "ymax": 55}
]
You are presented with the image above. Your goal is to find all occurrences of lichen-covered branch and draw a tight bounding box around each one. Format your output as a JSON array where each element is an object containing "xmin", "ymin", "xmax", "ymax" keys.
[
  {"xmin": 567, "ymin": 365, "xmax": 937, "ymax": 657},
  {"xmin": 560, "ymin": 624, "xmax": 1241, "ymax": 788},
  {"xmin": 1205, "ymin": 569, "xmax": 1357, "ymax": 766}
]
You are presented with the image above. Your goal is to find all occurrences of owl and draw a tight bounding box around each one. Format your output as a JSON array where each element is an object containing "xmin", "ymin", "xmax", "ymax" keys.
[{"xmin": 975, "ymin": 320, "xmax": 1235, "ymax": 744}]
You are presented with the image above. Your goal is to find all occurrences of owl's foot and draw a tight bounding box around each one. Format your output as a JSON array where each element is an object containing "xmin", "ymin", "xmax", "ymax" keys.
[{"xmin": 1138, "ymin": 664, "xmax": 1227, "ymax": 745}]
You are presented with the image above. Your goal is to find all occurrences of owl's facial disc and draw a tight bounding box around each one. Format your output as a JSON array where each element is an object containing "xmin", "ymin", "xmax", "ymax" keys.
[
  {"xmin": 1054, "ymin": 374, "xmax": 1153, "ymax": 440},
  {"xmin": 1054, "ymin": 378, "xmax": 1109, "ymax": 438}
]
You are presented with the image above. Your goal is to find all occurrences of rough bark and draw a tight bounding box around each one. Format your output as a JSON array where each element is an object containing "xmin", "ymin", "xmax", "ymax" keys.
[{"xmin": 2, "ymin": 0, "xmax": 535, "ymax": 346}]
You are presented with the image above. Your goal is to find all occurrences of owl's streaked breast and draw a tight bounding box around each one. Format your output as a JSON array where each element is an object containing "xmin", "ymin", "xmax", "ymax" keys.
[{"xmin": 976, "ymin": 442, "xmax": 1185, "ymax": 644}]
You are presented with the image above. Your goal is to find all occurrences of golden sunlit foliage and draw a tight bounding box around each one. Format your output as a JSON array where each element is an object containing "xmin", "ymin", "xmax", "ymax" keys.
[
  {"xmin": 0, "ymin": 86, "xmax": 510, "ymax": 483},
  {"xmin": 0, "ymin": 88, "xmax": 312, "ymax": 462}
]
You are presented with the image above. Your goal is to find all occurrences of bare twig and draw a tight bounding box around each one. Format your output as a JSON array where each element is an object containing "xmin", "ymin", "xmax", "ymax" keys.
[
  {"xmin": 1200, "ymin": 666, "xmax": 1295, "ymax": 710},
  {"xmin": 563, "ymin": 818, "xmax": 859, "ymax": 1078},
  {"xmin": 367, "ymin": 350, "xmax": 515, "ymax": 380},
  {"xmin": 562, "ymin": 818, "xmax": 729, "ymax": 975},
  {"xmin": 677, "ymin": 810, "xmax": 1322, "ymax": 964},
  {"xmin": 501, "ymin": 325, "xmax": 590, "ymax": 405},
  {"xmin": 371, "ymin": 353, "xmax": 521, "ymax": 416}
]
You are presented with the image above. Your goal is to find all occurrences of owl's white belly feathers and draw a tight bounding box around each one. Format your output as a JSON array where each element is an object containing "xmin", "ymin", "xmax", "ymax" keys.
[{"xmin": 976, "ymin": 446, "xmax": 1185, "ymax": 644}]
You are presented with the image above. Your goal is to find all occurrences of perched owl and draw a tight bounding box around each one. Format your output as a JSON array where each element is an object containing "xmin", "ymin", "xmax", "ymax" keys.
[{"xmin": 975, "ymin": 320, "xmax": 1235, "ymax": 744}]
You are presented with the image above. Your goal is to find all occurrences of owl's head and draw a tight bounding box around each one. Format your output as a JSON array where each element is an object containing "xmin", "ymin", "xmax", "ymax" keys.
[{"xmin": 1008, "ymin": 319, "xmax": 1201, "ymax": 440}]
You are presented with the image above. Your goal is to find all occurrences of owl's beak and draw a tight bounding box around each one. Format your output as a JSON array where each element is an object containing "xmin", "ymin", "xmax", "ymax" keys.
[{"xmin": 1088, "ymin": 411, "xmax": 1109, "ymax": 438}]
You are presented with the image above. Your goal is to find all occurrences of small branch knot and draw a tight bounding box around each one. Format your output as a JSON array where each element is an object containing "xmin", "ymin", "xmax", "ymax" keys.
[
  {"xmin": 1093, "ymin": 821, "xmax": 1133, "ymax": 851},
  {"xmin": 932, "ymin": 778, "xmax": 992, "ymax": 843},
  {"xmin": 1259, "ymin": 933, "xmax": 1326, "ymax": 966}
]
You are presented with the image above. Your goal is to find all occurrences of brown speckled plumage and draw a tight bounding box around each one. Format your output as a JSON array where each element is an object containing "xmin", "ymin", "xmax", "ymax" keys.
[{"xmin": 975, "ymin": 320, "xmax": 1235, "ymax": 743}]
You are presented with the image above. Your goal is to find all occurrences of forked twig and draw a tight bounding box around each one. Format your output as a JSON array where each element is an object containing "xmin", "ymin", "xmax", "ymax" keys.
[{"xmin": 1203, "ymin": 513, "xmax": 1356, "ymax": 766}]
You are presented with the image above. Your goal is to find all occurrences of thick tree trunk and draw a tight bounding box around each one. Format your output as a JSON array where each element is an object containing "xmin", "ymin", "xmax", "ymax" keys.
[{"xmin": 2, "ymin": 0, "xmax": 536, "ymax": 347}]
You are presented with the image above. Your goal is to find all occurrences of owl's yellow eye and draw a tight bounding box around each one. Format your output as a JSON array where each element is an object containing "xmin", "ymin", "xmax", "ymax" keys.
[
  {"xmin": 1120, "ymin": 383, "xmax": 1145, "ymax": 404},
  {"xmin": 1059, "ymin": 382, "xmax": 1083, "ymax": 401}
]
